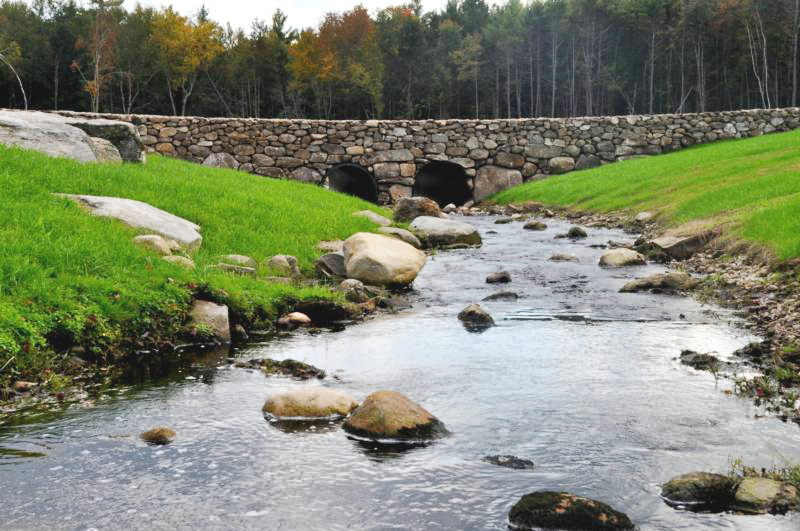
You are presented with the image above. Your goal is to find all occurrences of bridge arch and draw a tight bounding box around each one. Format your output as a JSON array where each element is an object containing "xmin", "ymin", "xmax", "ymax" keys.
[
  {"xmin": 413, "ymin": 161, "xmax": 473, "ymax": 206},
  {"xmin": 325, "ymin": 164, "xmax": 378, "ymax": 203}
]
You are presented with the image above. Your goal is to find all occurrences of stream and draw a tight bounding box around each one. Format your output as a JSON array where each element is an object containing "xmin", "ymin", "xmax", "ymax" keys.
[{"xmin": 1, "ymin": 216, "xmax": 799, "ymax": 530}]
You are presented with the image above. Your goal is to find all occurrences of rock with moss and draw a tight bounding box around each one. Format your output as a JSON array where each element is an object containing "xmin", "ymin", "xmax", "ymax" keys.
[
  {"xmin": 187, "ymin": 300, "xmax": 230, "ymax": 342},
  {"xmin": 220, "ymin": 254, "xmax": 257, "ymax": 269},
  {"xmin": 140, "ymin": 427, "xmax": 176, "ymax": 445},
  {"xmin": 661, "ymin": 472, "xmax": 735, "ymax": 510},
  {"xmin": 550, "ymin": 253, "xmax": 579, "ymax": 262},
  {"xmin": 263, "ymin": 387, "xmax": 358, "ymax": 420},
  {"xmin": 162, "ymin": 255, "xmax": 195, "ymax": 270},
  {"xmin": 483, "ymin": 455, "xmax": 534, "ymax": 470},
  {"xmin": 343, "ymin": 390, "xmax": 448, "ymax": 442},
  {"xmin": 567, "ymin": 226, "xmax": 588, "ymax": 239},
  {"xmin": 338, "ymin": 279, "xmax": 371, "ymax": 303},
  {"xmin": 524, "ymin": 221, "xmax": 548, "ymax": 231},
  {"xmin": 268, "ymin": 254, "xmax": 301, "ymax": 277},
  {"xmin": 620, "ymin": 272, "xmax": 699, "ymax": 293},
  {"xmin": 458, "ymin": 304, "xmax": 495, "ymax": 329},
  {"xmin": 508, "ymin": 491, "xmax": 634, "ymax": 530},
  {"xmin": 238, "ymin": 358, "xmax": 325, "ymax": 380},
  {"xmin": 733, "ymin": 478, "xmax": 800, "ymax": 514},
  {"xmin": 679, "ymin": 351, "xmax": 721, "ymax": 371}
]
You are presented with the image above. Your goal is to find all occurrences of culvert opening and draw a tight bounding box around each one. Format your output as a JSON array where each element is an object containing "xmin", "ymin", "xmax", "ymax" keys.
[
  {"xmin": 413, "ymin": 161, "xmax": 473, "ymax": 206},
  {"xmin": 325, "ymin": 164, "xmax": 378, "ymax": 203}
]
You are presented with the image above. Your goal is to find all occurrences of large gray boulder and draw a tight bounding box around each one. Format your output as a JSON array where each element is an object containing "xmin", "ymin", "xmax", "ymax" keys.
[
  {"xmin": 0, "ymin": 109, "xmax": 98, "ymax": 162},
  {"xmin": 343, "ymin": 232, "xmax": 426, "ymax": 286},
  {"xmin": 474, "ymin": 165, "xmax": 522, "ymax": 202},
  {"xmin": 59, "ymin": 195, "xmax": 202, "ymax": 251},
  {"xmin": 409, "ymin": 216, "xmax": 482, "ymax": 248},
  {"xmin": 62, "ymin": 116, "xmax": 145, "ymax": 163}
]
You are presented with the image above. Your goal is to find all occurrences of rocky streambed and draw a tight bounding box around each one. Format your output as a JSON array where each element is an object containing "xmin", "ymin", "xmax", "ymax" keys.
[{"xmin": 1, "ymin": 215, "xmax": 799, "ymax": 530}]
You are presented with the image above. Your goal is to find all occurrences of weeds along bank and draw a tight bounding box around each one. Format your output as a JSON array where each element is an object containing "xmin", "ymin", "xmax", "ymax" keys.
[{"xmin": 0, "ymin": 146, "xmax": 388, "ymax": 389}]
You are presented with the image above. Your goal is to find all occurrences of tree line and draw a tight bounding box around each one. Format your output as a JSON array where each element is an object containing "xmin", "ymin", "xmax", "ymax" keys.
[{"xmin": 0, "ymin": 0, "xmax": 798, "ymax": 120}]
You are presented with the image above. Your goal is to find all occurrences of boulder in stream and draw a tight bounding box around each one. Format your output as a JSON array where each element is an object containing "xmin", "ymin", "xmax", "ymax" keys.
[
  {"xmin": 482, "ymin": 292, "xmax": 519, "ymax": 302},
  {"xmin": 523, "ymin": 221, "xmax": 547, "ymax": 231},
  {"xmin": 263, "ymin": 388, "xmax": 358, "ymax": 420},
  {"xmin": 660, "ymin": 472, "xmax": 736, "ymax": 511},
  {"xmin": 409, "ymin": 216, "xmax": 482, "ymax": 248},
  {"xmin": 599, "ymin": 248, "xmax": 647, "ymax": 268},
  {"xmin": 393, "ymin": 197, "xmax": 441, "ymax": 222},
  {"xmin": 508, "ymin": 491, "xmax": 634, "ymax": 530},
  {"xmin": 343, "ymin": 390, "xmax": 448, "ymax": 442},
  {"xmin": 567, "ymin": 226, "xmax": 588, "ymax": 239}
]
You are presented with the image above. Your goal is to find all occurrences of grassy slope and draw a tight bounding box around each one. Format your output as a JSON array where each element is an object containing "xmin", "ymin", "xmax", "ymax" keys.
[
  {"xmin": 0, "ymin": 145, "xmax": 387, "ymax": 381},
  {"xmin": 493, "ymin": 129, "xmax": 800, "ymax": 259}
]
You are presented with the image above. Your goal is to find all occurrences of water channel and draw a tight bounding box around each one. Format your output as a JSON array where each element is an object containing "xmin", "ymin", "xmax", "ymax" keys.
[{"xmin": 1, "ymin": 216, "xmax": 799, "ymax": 530}]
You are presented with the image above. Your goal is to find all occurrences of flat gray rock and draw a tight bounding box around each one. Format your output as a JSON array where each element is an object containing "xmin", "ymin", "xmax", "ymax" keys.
[
  {"xmin": 0, "ymin": 110, "xmax": 97, "ymax": 162},
  {"xmin": 58, "ymin": 194, "xmax": 202, "ymax": 251},
  {"xmin": 62, "ymin": 116, "xmax": 145, "ymax": 163}
]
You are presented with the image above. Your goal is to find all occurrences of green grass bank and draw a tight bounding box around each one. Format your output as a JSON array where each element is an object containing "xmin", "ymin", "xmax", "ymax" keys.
[
  {"xmin": 0, "ymin": 145, "xmax": 388, "ymax": 386},
  {"xmin": 493, "ymin": 129, "xmax": 800, "ymax": 260}
]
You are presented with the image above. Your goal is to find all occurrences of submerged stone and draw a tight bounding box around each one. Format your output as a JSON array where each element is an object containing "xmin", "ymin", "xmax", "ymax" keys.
[
  {"xmin": 679, "ymin": 350, "xmax": 721, "ymax": 371},
  {"xmin": 482, "ymin": 292, "xmax": 519, "ymax": 302},
  {"xmin": 486, "ymin": 271, "xmax": 512, "ymax": 284},
  {"xmin": 483, "ymin": 455, "xmax": 534, "ymax": 470}
]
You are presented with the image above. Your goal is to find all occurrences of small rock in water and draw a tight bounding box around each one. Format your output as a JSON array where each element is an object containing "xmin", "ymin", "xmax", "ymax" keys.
[
  {"xmin": 483, "ymin": 455, "xmax": 534, "ymax": 470},
  {"xmin": 620, "ymin": 272, "xmax": 699, "ymax": 293},
  {"xmin": 443, "ymin": 203, "xmax": 456, "ymax": 213},
  {"xmin": 277, "ymin": 312, "xmax": 312, "ymax": 329},
  {"xmin": 509, "ymin": 491, "xmax": 634, "ymax": 530},
  {"xmin": 567, "ymin": 226, "xmax": 588, "ymax": 239},
  {"xmin": 237, "ymin": 358, "xmax": 325, "ymax": 380},
  {"xmin": 661, "ymin": 472, "xmax": 736, "ymax": 511},
  {"xmin": 486, "ymin": 271, "xmax": 511, "ymax": 284},
  {"xmin": 482, "ymin": 292, "xmax": 519, "ymax": 302},
  {"xmin": 549, "ymin": 253, "xmax": 578, "ymax": 262},
  {"xmin": 458, "ymin": 304, "xmax": 495, "ymax": 329},
  {"xmin": 140, "ymin": 427, "xmax": 176, "ymax": 445},
  {"xmin": 523, "ymin": 221, "xmax": 547, "ymax": 231},
  {"xmin": 679, "ymin": 350, "xmax": 720, "ymax": 371},
  {"xmin": 494, "ymin": 218, "xmax": 514, "ymax": 225}
]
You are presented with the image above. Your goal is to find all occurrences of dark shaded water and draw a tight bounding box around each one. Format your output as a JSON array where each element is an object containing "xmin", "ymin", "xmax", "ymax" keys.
[{"xmin": 2, "ymin": 217, "xmax": 799, "ymax": 530}]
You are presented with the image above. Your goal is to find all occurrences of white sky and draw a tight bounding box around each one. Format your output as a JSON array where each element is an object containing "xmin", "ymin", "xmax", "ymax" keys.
[{"xmin": 123, "ymin": 1, "xmax": 452, "ymax": 32}]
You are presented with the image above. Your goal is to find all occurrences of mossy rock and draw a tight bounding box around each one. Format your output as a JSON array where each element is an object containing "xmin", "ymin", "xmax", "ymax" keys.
[
  {"xmin": 343, "ymin": 390, "xmax": 448, "ymax": 441},
  {"xmin": 140, "ymin": 427, "xmax": 176, "ymax": 445},
  {"xmin": 509, "ymin": 491, "xmax": 634, "ymax": 530},
  {"xmin": 660, "ymin": 472, "xmax": 735, "ymax": 511},
  {"xmin": 733, "ymin": 478, "xmax": 800, "ymax": 514}
]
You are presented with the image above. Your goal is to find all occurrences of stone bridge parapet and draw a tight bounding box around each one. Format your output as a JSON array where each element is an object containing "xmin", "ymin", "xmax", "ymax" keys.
[{"xmin": 55, "ymin": 108, "xmax": 800, "ymax": 205}]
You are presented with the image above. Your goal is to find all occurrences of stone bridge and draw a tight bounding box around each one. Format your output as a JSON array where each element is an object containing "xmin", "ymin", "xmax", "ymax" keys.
[{"xmin": 57, "ymin": 108, "xmax": 800, "ymax": 206}]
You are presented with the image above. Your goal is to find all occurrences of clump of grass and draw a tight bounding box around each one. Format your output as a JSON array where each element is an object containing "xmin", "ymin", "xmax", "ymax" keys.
[
  {"xmin": 0, "ymin": 145, "xmax": 389, "ymax": 385},
  {"xmin": 492, "ymin": 129, "xmax": 800, "ymax": 260}
]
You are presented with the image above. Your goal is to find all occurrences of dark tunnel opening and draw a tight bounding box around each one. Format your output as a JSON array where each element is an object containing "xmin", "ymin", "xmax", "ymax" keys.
[
  {"xmin": 326, "ymin": 164, "xmax": 378, "ymax": 203},
  {"xmin": 412, "ymin": 161, "xmax": 473, "ymax": 206}
]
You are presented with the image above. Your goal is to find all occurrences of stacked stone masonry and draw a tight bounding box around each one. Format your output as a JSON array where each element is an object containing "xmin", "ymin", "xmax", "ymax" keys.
[{"xmin": 56, "ymin": 108, "xmax": 800, "ymax": 205}]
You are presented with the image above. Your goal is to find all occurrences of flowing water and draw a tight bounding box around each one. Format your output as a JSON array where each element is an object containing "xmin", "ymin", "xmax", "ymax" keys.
[{"xmin": 2, "ymin": 216, "xmax": 799, "ymax": 530}]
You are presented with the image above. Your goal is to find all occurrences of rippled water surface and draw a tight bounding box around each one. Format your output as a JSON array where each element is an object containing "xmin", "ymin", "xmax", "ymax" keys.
[{"xmin": 2, "ymin": 216, "xmax": 800, "ymax": 530}]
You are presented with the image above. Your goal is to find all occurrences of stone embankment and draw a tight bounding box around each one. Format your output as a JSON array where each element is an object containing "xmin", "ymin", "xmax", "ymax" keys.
[{"xmin": 53, "ymin": 108, "xmax": 800, "ymax": 205}]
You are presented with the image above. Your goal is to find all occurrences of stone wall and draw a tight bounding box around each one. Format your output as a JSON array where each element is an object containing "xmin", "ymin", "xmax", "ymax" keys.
[{"xmin": 55, "ymin": 108, "xmax": 800, "ymax": 205}]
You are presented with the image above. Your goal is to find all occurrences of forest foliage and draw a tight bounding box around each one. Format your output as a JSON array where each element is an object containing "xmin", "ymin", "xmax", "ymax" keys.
[{"xmin": 0, "ymin": 0, "xmax": 798, "ymax": 119}]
